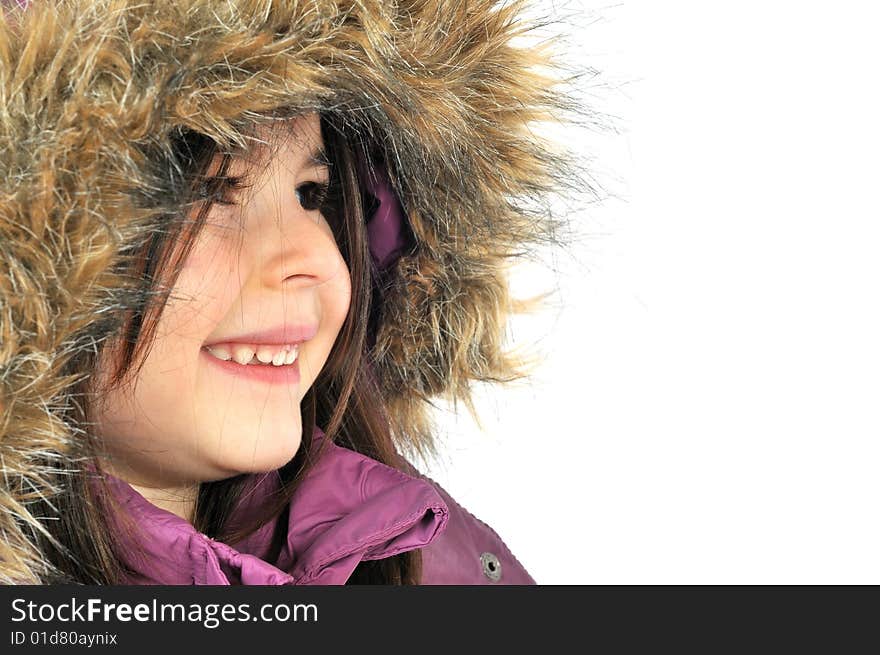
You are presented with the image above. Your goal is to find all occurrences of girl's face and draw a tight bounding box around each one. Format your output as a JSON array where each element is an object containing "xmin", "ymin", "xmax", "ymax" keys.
[{"xmin": 90, "ymin": 113, "xmax": 351, "ymax": 501}]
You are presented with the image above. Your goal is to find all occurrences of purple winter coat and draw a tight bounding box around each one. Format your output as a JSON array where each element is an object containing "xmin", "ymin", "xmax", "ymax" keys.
[{"xmin": 104, "ymin": 426, "xmax": 535, "ymax": 585}]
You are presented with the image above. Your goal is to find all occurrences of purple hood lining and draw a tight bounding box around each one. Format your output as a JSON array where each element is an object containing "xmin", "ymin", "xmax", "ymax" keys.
[{"xmin": 361, "ymin": 155, "xmax": 413, "ymax": 273}]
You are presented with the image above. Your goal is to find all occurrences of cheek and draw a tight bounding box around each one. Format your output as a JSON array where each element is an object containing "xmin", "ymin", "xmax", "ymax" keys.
[
  {"xmin": 326, "ymin": 259, "xmax": 352, "ymax": 333},
  {"xmin": 87, "ymin": 346, "xmax": 170, "ymax": 466},
  {"xmin": 169, "ymin": 251, "xmax": 239, "ymax": 330}
]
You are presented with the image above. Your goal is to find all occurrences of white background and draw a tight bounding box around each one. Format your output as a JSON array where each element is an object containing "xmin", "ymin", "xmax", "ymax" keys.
[{"xmin": 417, "ymin": 1, "xmax": 880, "ymax": 584}]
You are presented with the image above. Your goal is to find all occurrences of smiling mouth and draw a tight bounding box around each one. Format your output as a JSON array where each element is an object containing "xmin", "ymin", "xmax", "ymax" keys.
[
  {"xmin": 201, "ymin": 346, "xmax": 303, "ymax": 386},
  {"xmin": 203, "ymin": 343, "xmax": 300, "ymax": 367}
]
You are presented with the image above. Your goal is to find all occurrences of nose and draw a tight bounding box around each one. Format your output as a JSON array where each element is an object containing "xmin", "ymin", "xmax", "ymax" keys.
[{"xmin": 255, "ymin": 207, "xmax": 345, "ymax": 290}]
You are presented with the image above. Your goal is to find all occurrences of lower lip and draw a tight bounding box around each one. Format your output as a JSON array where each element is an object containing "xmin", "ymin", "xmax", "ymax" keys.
[{"xmin": 200, "ymin": 347, "xmax": 301, "ymax": 386}]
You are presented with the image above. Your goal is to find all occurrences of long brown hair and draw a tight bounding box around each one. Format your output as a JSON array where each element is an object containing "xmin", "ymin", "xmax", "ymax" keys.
[{"xmin": 36, "ymin": 113, "xmax": 421, "ymax": 585}]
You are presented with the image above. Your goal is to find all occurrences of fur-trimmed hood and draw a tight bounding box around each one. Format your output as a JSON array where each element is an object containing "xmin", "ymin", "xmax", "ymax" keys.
[{"xmin": 0, "ymin": 0, "xmax": 581, "ymax": 583}]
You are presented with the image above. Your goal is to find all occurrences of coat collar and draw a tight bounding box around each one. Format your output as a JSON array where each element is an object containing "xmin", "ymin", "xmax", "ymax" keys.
[{"xmin": 101, "ymin": 427, "xmax": 448, "ymax": 585}]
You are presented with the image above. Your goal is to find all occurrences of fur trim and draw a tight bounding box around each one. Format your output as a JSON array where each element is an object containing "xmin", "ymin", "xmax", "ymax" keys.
[{"xmin": 0, "ymin": 0, "xmax": 582, "ymax": 582}]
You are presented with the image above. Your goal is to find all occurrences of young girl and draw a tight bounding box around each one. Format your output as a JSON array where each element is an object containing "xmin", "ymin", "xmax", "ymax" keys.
[{"xmin": 0, "ymin": 0, "xmax": 581, "ymax": 584}]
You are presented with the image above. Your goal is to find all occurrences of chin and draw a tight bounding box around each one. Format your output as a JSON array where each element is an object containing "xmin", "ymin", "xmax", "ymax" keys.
[{"xmin": 227, "ymin": 427, "xmax": 304, "ymax": 474}]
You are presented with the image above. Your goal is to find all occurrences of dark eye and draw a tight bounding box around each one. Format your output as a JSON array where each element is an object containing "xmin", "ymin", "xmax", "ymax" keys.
[
  {"xmin": 295, "ymin": 181, "xmax": 330, "ymax": 212},
  {"xmin": 197, "ymin": 175, "xmax": 248, "ymax": 206}
]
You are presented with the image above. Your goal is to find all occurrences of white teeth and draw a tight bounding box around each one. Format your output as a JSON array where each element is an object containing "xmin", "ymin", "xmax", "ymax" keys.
[
  {"xmin": 232, "ymin": 346, "xmax": 256, "ymax": 365},
  {"xmin": 256, "ymin": 346, "xmax": 276, "ymax": 364},
  {"xmin": 207, "ymin": 343, "xmax": 301, "ymax": 366},
  {"xmin": 206, "ymin": 345, "xmax": 232, "ymax": 361}
]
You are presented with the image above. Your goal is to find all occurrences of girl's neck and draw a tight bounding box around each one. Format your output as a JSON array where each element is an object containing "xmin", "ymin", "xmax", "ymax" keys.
[
  {"xmin": 128, "ymin": 483, "xmax": 199, "ymax": 523},
  {"xmin": 96, "ymin": 456, "xmax": 200, "ymax": 523}
]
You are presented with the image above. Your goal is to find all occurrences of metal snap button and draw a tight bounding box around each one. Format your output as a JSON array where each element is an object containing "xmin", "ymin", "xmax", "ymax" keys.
[{"xmin": 480, "ymin": 552, "xmax": 502, "ymax": 582}]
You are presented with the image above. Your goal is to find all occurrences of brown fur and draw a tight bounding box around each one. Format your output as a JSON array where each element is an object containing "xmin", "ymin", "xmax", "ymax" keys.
[{"xmin": 0, "ymin": 0, "xmax": 583, "ymax": 583}]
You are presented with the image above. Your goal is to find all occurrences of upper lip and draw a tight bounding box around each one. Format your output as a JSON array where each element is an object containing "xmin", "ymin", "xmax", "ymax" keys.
[{"xmin": 203, "ymin": 324, "xmax": 319, "ymax": 346}]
